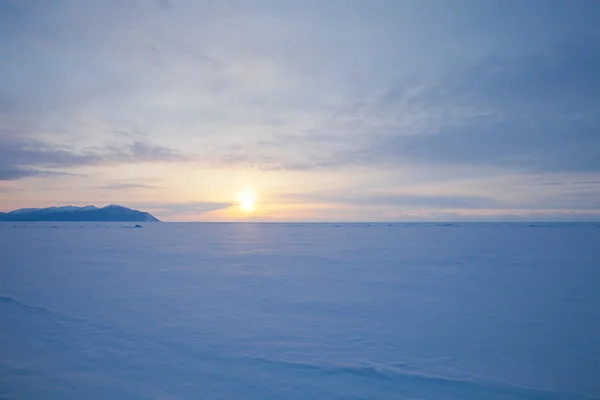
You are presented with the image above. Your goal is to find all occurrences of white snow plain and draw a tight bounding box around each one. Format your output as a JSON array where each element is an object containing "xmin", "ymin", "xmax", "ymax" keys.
[{"xmin": 1, "ymin": 222, "xmax": 599, "ymax": 399}]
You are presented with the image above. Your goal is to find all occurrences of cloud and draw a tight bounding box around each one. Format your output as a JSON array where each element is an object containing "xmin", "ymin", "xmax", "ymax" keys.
[
  {"xmin": 129, "ymin": 201, "xmax": 234, "ymax": 218},
  {"xmin": 1, "ymin": 1, "xmax": 599, "ymax": 219},
  {"xmin": 275, "ymin": 176, "xmax": 600, "ymax": 213},
  {"xmin": 153, "ymin": 0, "xmax": 174, "ymax": 11},
  {"xmin": 0, "ymin": 166, "xmax": 44, "ymax": 180},
  {"xmin": 2, "ymin": 1, "xmax": 598, "ymax": 176},
  {"xmin": 0, "ymin": 139, "xmax": 191, "ymax": 180},
  {"xmin": 102, "ymin": 141, "xmax": 191, "ymax": 164},
  {"xmin": 154, "ymin": 39, "xmax": 599, "ymax": 174},
  {"xmin": 277, "ymin": 192, "xmax": 500, "ymax": 209},
  {"xmin": 96, "ymin": 183, "xmax": 160, "ymax": 190},
  {"xmin": 0, "ymin": 166, "xmax": 78, "ymax": 180},
  {"xmin": 575, "ymin": 180, "xmax": 600, "ymax": 185},
  {"xmin": 271, "ymin": 41, "xmax": 600, "ymax": 173}
]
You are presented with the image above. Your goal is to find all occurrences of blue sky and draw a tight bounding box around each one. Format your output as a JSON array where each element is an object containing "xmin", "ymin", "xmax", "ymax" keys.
[{"xmin": 0, "ymin": 0, "xmax": 599, "ymax": 221}]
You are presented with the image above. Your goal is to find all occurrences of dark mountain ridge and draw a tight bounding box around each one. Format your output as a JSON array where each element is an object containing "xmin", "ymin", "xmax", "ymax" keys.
[{"xmin": 0, "ymin": 205, "xmax": 160, "ymax": 222}]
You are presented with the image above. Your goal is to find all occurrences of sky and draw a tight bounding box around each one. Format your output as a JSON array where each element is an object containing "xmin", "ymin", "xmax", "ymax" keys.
[{"xmin": 1, "ymin": 0, "xmax": 599, "ymax": 222}]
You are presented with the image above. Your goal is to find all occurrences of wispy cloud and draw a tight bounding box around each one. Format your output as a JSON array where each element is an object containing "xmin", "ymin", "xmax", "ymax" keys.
[
  {"xmin": 95, "ymin": 183, "xmax": 161, "ymax": 191},
  {"xmin": 0, "ymin": 139, "xmax": 192, "ymax": 180},
  {"xmin": 0, "ymin": 166, "xmax": 78, "ymax": 180},
  {"xmin": 276, "ymin": 192, "xmax": 500, "ymax": 209},
  {"xmin": 129, "ymin": 201, "xmax": 234, "ymax": 218}
]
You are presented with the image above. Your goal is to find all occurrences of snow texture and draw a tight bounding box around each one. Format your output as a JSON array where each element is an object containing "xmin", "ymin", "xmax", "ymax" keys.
[{"xmin": 1, "ymin": 222, "xmax": 599, "ymax": 399}]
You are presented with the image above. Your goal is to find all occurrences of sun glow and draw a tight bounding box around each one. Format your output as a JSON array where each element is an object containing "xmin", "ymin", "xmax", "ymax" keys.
[{"xmin": 237, "ymin": 189, "xmax": 257, "ymax": 213}]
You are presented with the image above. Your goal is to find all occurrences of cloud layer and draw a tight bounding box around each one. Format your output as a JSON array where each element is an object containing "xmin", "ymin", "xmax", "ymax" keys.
[{"xmin": 1, "ymin": 0, "xmax": 599, "ymax": 220}]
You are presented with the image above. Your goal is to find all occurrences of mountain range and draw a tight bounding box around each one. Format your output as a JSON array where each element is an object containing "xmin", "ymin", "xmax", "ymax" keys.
[{"xmin": 0, "ymin": 205, "xmax": 160, "ymax": 222}]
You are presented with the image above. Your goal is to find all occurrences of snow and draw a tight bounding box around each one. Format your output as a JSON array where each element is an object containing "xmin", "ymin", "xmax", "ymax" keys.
[
  {"xmin": 4, "ymin": 206, "xmax": 97, "ymax": 215},
  {"xmin": 1, "ymin": 222, "xmax": 599, "ymax": 399},
  {"xmin": 78, "ymin": 205, "xmax": 99, "ymax": 211},
  {"xmin": 8, "ymin": 206, "xmax": 80, "ymax": 214},
  {"xmin": 103, "ymin": 204, "xmax": 128, "ymax": 209},
  {"xmin": 44, "ymin": 206, "xmax": 82, "ymax": 213},
  {"xmin": 7, "ymin": 207, "xmax": 42, "ymax": 214}
]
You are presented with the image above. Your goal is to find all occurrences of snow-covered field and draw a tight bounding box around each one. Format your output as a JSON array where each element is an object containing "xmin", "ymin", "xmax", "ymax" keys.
[{"xmin": 1, "ymin": 222, "xmax": 599, "ymax": 399}]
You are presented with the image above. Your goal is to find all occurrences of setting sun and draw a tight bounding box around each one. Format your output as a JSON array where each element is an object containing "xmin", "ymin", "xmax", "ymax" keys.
[{"xmin": 237, "ymin": 189, "xmax": 257, "ymax": 213}]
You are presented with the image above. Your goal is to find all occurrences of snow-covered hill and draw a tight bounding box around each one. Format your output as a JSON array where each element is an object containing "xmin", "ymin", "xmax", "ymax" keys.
[{"xmin": 0, "ymin": 204, "xmax": 159, "ymax": 222}]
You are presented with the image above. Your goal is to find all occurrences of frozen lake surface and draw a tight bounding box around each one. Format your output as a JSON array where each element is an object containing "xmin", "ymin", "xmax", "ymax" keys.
[{"xmin": 1, "ymin": 222, "xmax": 599, "ymax": 399}]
